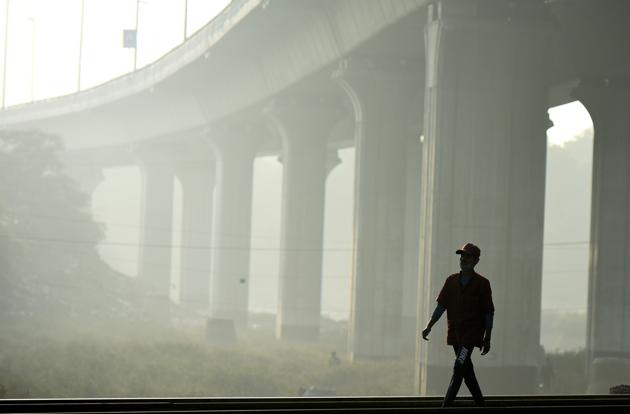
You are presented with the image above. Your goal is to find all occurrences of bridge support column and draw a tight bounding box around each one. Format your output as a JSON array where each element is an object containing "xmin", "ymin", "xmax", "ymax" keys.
[
  {"xmin": 137, "ymin": 148, "xmax": 176, "ymax": 311},
  {"xmin": 416, "ymin": 1, "xmax": 551, "ymax": 395},
  {"xmin": 402, "ymin": 135, "xmax": 423, "ymax": 355},
  {"xmin": 175, "ymin": 158, "xmax": 215, "ymax": 312},
  {"xmin": 574, "ymin": 80, "xmax": 630, "ymax": 393},
  {"xmin": 335, "ymin": 58, "xmax": 423, "ymax": 359},
  {"xmin": 206, "ymin": 123, "xmax": 262, "ymax": 343},
  {"xmin": 266, "ymin": 98, "xmax": 344, "ymax": 342}
]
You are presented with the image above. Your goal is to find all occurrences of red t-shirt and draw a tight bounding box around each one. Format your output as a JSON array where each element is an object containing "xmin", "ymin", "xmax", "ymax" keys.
[{"xmin": 436, "ymin": 272, "xmax": 494, "ymax": 348}]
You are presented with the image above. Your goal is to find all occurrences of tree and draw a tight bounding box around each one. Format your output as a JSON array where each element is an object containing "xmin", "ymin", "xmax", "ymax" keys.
[{"xmin": 0, "ymin": 129, "xmax": 131, "ymax": 319}]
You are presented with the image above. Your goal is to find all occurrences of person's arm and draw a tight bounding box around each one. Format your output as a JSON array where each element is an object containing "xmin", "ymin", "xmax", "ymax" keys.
[
  {"xmin": 422, "ymin": 304, "xmax": 445, "ymax": 340},
  {"xmin": 423, "ymin": 279, "xmax": 449, "ymax": 341},
  {"xmin": 429, "ymin": 304, "xmax": 446, "ymax": 328}
]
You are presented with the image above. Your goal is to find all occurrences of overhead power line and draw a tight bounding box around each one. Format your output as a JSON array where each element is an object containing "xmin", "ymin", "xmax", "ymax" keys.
[{"xmin": 0, "ymin": 232, "xmax": 353, "ymax": 252}]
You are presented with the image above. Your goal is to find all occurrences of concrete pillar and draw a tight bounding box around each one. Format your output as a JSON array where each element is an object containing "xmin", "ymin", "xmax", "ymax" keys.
[
  {"xmin": 175, "ymin": 158, "xmax": 215, "ymax": 312},
  {"xmin": 416, "ymin": 1, "xmax": 552, "ymax": 395},
  {"xmin": 206, "ymin": 123, "xmax": 263, "ymax": 342},
  {"xmin": 334, "ymin": 58, "xmax": 423, "ymax": 359},
  {"xmin": 265, "ymin": 97, "xmax": 345, "ymax": 342},
  {"xmin": 402, "ymin": 135, "xmax": 423, "ymax": 355},
  {"xmin": 574, "ymin": 79, "xmax": 630, "ymax": 393},
  {"xmin": 137, "ymin": 147, "xmax": 176, "ymax": 306}
]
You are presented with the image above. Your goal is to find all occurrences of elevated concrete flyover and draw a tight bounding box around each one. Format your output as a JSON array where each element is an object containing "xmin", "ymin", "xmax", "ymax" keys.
[
  {"xmin": 0, "ymin": 0, "xmax": 428, "ymax": 364},
  {"xmin": 1, "ymin": 0, "xmax": 629, "ymax": 397},
  {"xmin": 0, "ymin": 0, "xmax": 426, "ymax": 150}
]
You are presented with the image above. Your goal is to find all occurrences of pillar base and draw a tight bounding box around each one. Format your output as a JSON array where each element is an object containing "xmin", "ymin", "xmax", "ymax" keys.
[
  {"xmin": 277, "ymin": 324, "xmax": 319, "ymax": 342},
  {"xmin": 423, "ymin": 364, "xmax": 538, "ymax": 396},
  {"xmin": 587, "ymin": 357, "xmax": 630, "ymax": 394},
  {"xmin": 206, "ymin": 318, "xmax": 237, "ymax": 346}
]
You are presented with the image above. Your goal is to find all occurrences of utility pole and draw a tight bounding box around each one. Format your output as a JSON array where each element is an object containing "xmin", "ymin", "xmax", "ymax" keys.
[
  {"xmin": 27, "ymin": 17, "xmax": 34, "ymax": 102},
  {"xmin": 2, "ymin": 0, "xmax": 10, "ymax": 109},
  {"xmin": 77, "ymin": 0, "xmax": 84, "ymax": 91},
  {"xmin": 183, "ymin": 0, "xmax": 188, "ymax": 41},
  {"xmin": 133, "ymin": 0, "xmax": 140, "ymax": 70}
]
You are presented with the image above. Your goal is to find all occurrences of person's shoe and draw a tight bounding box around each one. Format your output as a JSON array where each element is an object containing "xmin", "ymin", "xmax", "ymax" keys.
[
  {"xmin": 474, "ymin": 398, "xmax": 486, "ymax": 407},
  {"xmin": 441, "ymin": 396, "xmax": 455, "ymax": 408}
]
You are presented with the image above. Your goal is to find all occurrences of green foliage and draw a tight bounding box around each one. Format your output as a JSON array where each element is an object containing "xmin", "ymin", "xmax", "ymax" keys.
[
  {"xmin": 0, "ymin": 129, "xmax": 132, "ymax": 318},
  {"xmin": 0, "ymin": 319, "xmax": 589, "ymax": 399},
  {"xmin": 0, "ymin": 320, "xmax": 415, "ymax": 398}
]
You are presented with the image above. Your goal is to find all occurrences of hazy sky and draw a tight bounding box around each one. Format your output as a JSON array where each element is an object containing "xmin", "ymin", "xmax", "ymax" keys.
[
  {"xmin": 547, "ymin": 101, "xmax": 593, "ymax": 147},
  {"xmin": 0, "ymin": 0, "xmax": 230, "ymax": 106},
  {"xmin": 0, "ymin": 1, "xmax": 595, "ymax": 321}
]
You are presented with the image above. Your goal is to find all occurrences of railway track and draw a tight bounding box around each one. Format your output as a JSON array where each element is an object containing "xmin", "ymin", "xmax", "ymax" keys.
[{"xmin": 0, "ymin": 395, "xmax": 629, "ymax": 413}]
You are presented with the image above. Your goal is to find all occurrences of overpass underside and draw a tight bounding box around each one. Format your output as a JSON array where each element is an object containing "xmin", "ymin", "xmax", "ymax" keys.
[{"xmin": 1, "ymin": 0, "xmax": 630, "ymax": 396}]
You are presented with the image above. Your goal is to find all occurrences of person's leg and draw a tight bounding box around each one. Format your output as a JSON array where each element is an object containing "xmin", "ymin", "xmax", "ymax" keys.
[
  {"xmin": 442, "ymin": 345, "xmax": 469, "ymax": 407},
  {"xmin": 462, "ymin": 352, "xmax": 485, "ymax": 407}
]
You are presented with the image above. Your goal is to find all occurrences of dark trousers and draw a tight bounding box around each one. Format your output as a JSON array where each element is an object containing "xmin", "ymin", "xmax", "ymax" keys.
[{"xmin": 442, "ymin": 345, "xmax": 485, "ymax": 407}]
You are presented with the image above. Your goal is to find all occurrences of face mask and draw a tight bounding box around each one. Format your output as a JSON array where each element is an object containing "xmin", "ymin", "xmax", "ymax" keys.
[
  {"xmin": 459, "ymin": 255, "xmax": 477, "ymax": 271},
  {"xmin": 460, "ymin": 262, "xmax": 474, "ymax": 271}
]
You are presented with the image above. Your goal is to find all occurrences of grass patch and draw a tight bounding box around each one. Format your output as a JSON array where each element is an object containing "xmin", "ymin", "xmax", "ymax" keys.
[
  {"xmin": 0, "ymin": 317, "xmax": 588, "ymax": 398},
  {"xmin": 0, "ymin": 317, "xmax": 414, "ymax": 398}
]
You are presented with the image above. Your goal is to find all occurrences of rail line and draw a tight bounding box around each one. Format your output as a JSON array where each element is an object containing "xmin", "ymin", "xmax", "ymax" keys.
[{"xmin": 0, "ymin": 395, "xmax": 629, "ymax": 413}]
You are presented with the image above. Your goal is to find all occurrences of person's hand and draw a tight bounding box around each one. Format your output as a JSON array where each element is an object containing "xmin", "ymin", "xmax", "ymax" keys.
[
  {"xmin": 421, "ymin": 327, "xmax": 431, "ymax": 341},
  {"xmin": 481, "ymin": 336, "xmax": 491, "ymax": 355}
]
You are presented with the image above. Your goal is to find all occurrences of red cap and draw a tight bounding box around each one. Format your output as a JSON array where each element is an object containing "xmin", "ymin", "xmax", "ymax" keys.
[{"xmin": 456, "ymin": 242, "xmax": 481, "ymax": 258}]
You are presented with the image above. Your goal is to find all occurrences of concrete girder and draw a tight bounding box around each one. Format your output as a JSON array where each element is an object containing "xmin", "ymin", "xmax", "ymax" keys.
[{"xmin": 549, "ymin": 1, "xmax": 630, "ymax": 80}]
